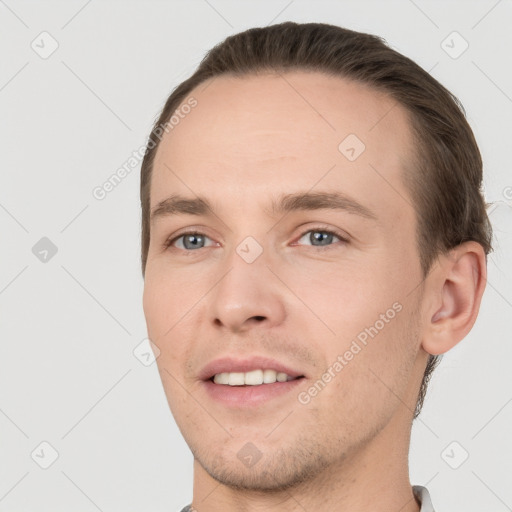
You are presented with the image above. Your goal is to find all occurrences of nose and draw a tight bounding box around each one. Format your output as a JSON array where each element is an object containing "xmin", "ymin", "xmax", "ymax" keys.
[{"xmin": 208, "ymin": 246, "xmax": 286, "ymax": 334}]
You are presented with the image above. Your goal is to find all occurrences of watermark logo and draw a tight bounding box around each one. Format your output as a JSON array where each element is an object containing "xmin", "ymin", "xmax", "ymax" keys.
[
  {"xmin": 133, "ymin": 338, "xmax": 160, "ymax": 366},
  {"xmin": 338, "ymin": 134, "xmax": 366, "ymax": 161},
  {"xmin": 31, "ymin": 441, "xmax": 59, "ymax": 469},
  {"xmin": 32, "ymin": 237, "xmax": 58, "ymax": 263},
  {"xmin": 237, "ymin": 442, "xmax": 263, "ymax": 468},
  {"xmin": 31, "ymin": 31, "xmax": 59, "ymax": 59},
  {"xmin": 441, "ymin": 440, "xmax": 469, "ymax": 469},
  {"xmin": 441, "ymin": 31, "xmax": 469, "ymax": 60},
  {"xmin": 236, "ymin": 236, "xmax": 263, "ymax": 263}
]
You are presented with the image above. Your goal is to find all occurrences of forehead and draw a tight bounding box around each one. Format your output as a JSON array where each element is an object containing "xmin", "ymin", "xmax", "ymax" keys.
[{"xmin": 151, "ymin": 71, "xmax": 416, "ymax": 224}]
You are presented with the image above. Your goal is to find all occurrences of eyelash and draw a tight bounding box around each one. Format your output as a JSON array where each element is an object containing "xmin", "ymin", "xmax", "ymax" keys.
[{"xmin": 163, "ymin": 226, "xmax": 348, "ymax": 252}]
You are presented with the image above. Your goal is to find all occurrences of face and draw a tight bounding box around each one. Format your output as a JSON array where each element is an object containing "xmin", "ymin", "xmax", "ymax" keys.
[{"xmin": 143, "ymin": 71, "xmax": 428, "ymax": 491}]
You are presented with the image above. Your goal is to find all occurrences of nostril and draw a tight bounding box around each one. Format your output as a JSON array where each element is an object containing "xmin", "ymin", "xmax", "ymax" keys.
[{"xmin": 252, "ymin": 316, "xmax": 265, "ymax": 322}]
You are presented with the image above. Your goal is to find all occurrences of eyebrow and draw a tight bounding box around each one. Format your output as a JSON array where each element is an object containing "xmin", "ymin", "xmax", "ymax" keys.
[{"xmin": 150, "ymin": 191, "xmax": 377, "ymax": 224}]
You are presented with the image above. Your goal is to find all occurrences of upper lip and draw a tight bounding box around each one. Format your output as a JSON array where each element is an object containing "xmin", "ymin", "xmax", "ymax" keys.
[{"xmin": 199, "ymin": 356, "xmax": 306, "ymax": 381}]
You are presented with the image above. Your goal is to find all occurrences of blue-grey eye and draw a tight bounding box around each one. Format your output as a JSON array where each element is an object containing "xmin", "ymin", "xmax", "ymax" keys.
[
  {"xmin": 298, "ymin": 230, "xmax": 341, "ymax": 247},
  {"xmin": 173, "ymin": 233, "xmax": 213, "ymax": 250}
]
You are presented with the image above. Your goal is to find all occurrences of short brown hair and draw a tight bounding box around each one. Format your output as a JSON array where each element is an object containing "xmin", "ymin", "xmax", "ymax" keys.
[{"xmin": 140, "ymin": 22, "xmax": 492, "ymax": 418}]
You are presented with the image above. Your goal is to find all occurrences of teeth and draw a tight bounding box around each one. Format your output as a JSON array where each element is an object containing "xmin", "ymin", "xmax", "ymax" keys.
[
  {"xmin": 213, "ymin": 369, "xmax": 297, "ymax": 386},
  {"xmin": 213, "ymin": 372, "xmax": 229, "ymax": 384},
  {"xmin": 245, "ymin": 369, "xmax": 263, "ymax": 385},
  {"xmin": 228, "ymin": 372, "xmax": 245, "ymax": 386},
  {"xmin": 263, "ymin": 369, "xmax": 277, "ymax": 384}
]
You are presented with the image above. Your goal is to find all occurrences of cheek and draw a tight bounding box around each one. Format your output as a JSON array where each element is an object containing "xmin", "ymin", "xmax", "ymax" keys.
[
  {"xmin": 143, "ymin": 281, "xmax": 192, "ymax": 412},
  {"xmin": 142, "ymin": 277, "xmax": 171, "ymax": 338},
  {"xmin": 143, "ymin": 264, "xmax": 201, "ymax": 338},
  {"xmin": 289, "ymin": 255, "xmax": 419, "ymax": 400},
  {"xmin": 143, "ymin": 268, "xmax": 205, "ymax": 377},
  {"xmin": 143, "ymin": 293, "xmax": 182, "ymax": 377},
  {"xmin": 304, "ymin": 303, "xmax": 419, "ymax": 436},
  {"xmin": 279, "ymin": 257, "xmax": 399, "ymax": 341}
]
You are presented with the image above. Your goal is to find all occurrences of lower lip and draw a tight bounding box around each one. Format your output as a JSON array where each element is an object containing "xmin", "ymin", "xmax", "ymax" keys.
[{"xmin": 202, "ymin": 378, "xmax": 305, "ymax": 408}]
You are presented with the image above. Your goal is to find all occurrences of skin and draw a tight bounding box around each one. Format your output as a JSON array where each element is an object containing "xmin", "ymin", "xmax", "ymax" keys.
[{"xmin": 142, "ymin": 71, "xmax": 487, "ymax": 511}]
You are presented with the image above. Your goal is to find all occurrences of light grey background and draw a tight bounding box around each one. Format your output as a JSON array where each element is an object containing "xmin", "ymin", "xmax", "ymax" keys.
[{"xmin": 1, "ymin": 0, "xmax": 511, "ymax": 510}]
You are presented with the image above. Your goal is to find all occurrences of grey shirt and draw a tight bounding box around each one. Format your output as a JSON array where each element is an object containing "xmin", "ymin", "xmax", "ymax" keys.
[{"xmin": 179, "ymin": 485, "xmax": 435, "ymax": 511}]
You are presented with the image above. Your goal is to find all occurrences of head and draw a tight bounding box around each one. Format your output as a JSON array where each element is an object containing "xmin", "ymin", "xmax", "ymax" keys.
[{"xmin": 140, "ymin": 22, "xmax": 491, "ymax": 491}]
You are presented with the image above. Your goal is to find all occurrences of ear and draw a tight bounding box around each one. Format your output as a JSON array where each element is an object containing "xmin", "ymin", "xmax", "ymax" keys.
[{"xmin": 421, "ymin": 241, "xmax": 487, "ymax": 355}]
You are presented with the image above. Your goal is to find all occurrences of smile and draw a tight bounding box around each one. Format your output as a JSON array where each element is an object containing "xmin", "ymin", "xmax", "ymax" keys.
[{"xmin": 212, "ymin": 369, "xmax": 301, "ymax": 386}]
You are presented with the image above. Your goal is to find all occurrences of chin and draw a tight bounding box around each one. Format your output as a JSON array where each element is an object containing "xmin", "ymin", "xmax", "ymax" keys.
[{"xmin": 191, "ymin": 440, "xmax": 332, "ymax": 492}]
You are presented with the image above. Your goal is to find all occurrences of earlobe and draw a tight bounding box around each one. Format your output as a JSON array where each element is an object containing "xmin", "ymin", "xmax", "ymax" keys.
[{"xmin": 422, "ymin": 242, "xmax": 487, "ymax": 355}]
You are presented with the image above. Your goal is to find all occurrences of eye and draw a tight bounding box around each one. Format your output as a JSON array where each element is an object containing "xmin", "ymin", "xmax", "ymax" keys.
[
  {"xmin": 165, "ymin": 232, "xmax": 215, "ymax": 251},
  {"xmin": 295, "ymin": 227, "xmax": 347, "ymax": 249},
  {"xmin": 164, "ymin": 226, "xmax": 348, "ymax": 252}
]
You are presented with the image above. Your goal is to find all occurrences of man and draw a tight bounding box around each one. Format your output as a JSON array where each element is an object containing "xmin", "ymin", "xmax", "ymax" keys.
[{"xmin": 140, "ymin": 22, "xmax": 492, "ymax": 511}]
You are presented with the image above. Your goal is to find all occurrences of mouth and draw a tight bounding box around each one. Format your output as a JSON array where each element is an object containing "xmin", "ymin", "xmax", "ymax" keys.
[
  {"xmin": 209, "ymin": 369, "xmax": 305, "ymax": 386},
  {"xmin": 199, "ymin": 357, "xmax": 307, "ymax": 408}
]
